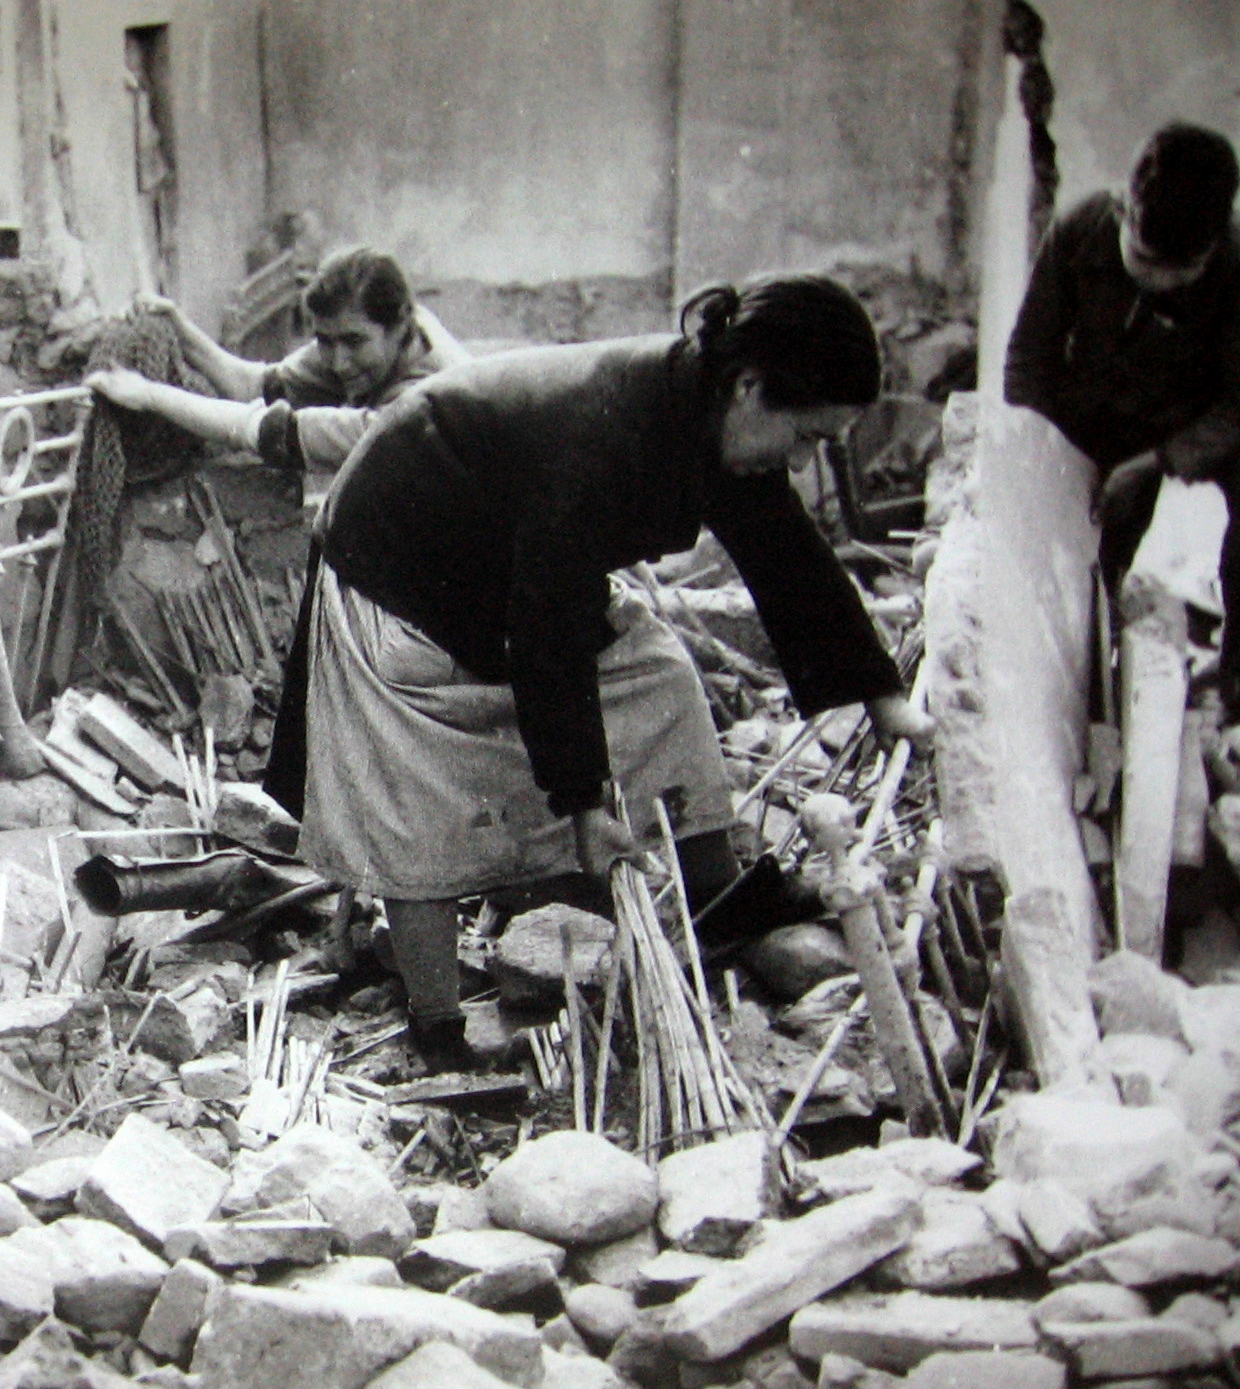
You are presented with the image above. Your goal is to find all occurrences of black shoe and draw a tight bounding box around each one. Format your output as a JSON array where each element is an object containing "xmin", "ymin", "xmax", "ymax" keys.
[
  {"xmin": 407, "ymin": 1012, "xmax": 476, "ymax": 1075},
  {"xmin": 694, "ymin": 854, "xmax": 825, "ymax": 951}
]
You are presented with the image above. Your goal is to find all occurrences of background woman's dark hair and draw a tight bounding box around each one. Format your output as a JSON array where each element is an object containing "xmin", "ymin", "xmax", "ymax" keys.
[
  {"xmin": 1129, "ymin": 122, "xmax": 1239, "ymax": 263},
  {"xmin": 304, "ymin": 247, "xmax": 412, "ymax": 329},
  {"xmin": 679, "ymin": 273, "xmax": 882, "ymax": 408}
]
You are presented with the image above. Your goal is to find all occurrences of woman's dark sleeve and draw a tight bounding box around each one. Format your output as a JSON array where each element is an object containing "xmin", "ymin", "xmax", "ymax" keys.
[
  {"xmin": 506, "ymin": 496, "xmax": 614, "ymax": 818},
  {"xmin": 704, "ymin": 470, "xmax": 903, "ymax": 714}
]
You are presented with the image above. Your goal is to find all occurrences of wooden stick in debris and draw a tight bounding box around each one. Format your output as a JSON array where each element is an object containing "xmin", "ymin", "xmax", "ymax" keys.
[
  {"xmin": 654, "ymin": 799, "xmax": 732, "ymax": 1103},
  {"xmin": 591, "ymin": 926, "xmax": 626, "ymax": 1133},
  {"xmin": 286, "ymin": 1019, "xmax": 338, "ymax": 1129},
  {"xmin": 851, "ymin": 659, "xmax": 929, "ymax": 864},
  {"xmin": 211, "ymin": 569, "xmax": 257, "ymax": 669},
  {"xmin": 110, "ymin": 596, "xmax": 192, "ymax": 721},
  {"xmin": 193, "ymin": 478, "xmax": 277, "ymax": 665},
  {"xmin": 186, "ymin": 582, "xmax": 235, "ymax": 674},
  {"xmin": 775, "ymin": 992, "xmax": 866, "ymax": 1145},
  {"xmin": 387, "ymin": 1127, "xmax": 427, "ymax": 1178},
  {"xmin": 155, "ymin": 591, "xmax": 200, "ymax": 678},
  {"xmin": 559, "ymin": 919, "xmax": 588, "ymax": 1130}
]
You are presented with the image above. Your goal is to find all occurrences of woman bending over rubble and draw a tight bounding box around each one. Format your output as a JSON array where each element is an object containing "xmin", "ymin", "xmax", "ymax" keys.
[
  {"xmin": 286, "ymin": 272, "xmax": 935, "ymax": 1074},
  {"xmin": 86, "ymin": 246, "xmax": 469, "ymax": 473}
]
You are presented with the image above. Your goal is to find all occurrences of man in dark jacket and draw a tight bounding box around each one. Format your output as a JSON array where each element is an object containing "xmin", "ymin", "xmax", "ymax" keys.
[{"xmin": 1005, "ymin": 122, "xmax": 1240, "ymax": 710}]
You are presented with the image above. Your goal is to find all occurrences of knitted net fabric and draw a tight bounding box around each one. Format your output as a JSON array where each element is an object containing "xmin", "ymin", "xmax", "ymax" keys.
[{"xmin": 68, "ymin": 310, "xmax": 216, "ymax": 605}]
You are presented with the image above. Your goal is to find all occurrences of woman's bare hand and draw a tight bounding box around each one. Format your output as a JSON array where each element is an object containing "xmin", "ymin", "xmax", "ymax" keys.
[
  {"xmin": 85, "ymin": 367, "xmax": 155, "ymax": 412},
  {"xmin": 571, "ymin": 808, "xmax": 651, "ymax": 880}
]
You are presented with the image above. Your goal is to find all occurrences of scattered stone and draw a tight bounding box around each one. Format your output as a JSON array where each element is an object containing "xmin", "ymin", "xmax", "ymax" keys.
[
  {"xmin": 178, "ymin": 1052, "xmax": 250, "ymax": 1100},
  {"xmin": 76, "ymin": 1112, "xmax": 230, "ymax": 1247},
  {"xmin": 542, "ymin": 1344, "xmax": 629, "ymax": 1388},
  {"xmin": 223, "ymin": 1123, "xmax": 415, "ymax": 1257},
  {"xmin": 789, "ymin": 1291, "xmax": 1038, "ymax": 1373},
  {"xmin": 398, "ymin": 1227, "xmax": 565, "ymax": 1306},
  {"xmin": 816, "ymin": 1350, "xmax": 904, "ymax": 1389},
  {"xmin": 0, "ymin": 992, "xmax": 84, "ymax": 1039},
  {"xmin": 279, "ymin": 1256, "xmax": 404, "ymax": 1291},
  {"xmin": 429, "ymin": 1183, "xmax": 494, "ymax": 1235},
  {"xmin": 1097, "ymin": 1030, "xmax": 1189, "ymax": 1106},
  {"xmin": 0, "ymin": 774, "xmax": 79, "ymax": 828},
  {"xmin": 657, "ymin": 1129, "xmax": 781, "ymax": 1255},
  {"xmin": 197, "ymin": 674, "xmax": 254, "ymax": 752},
  {"xmin": 6, "ymin": 1214, "xmax": 169, "ymax": 1334},
  {"xmin": 987, "ymin": 1093, "xmax": 1217, "ymax": 1238},
  {"xmin": 484, "ymin": 1130, "xmax": 658, "ymax": 1246},
  {"xmin": 740, "ymin": 924, "xmax": 852, "ymax": 1000},
  {"xmin": 138, "ymin": 1257, "xmax": 223, "ymax": 1366},
  {"xmin": 1087, "ymin": 950, "xmax": 1189, "ymax": 1041},
  {"xmin": 164, "ymin": 1217, "xmax": 335, "ymax": 1269},
  {"xmin": 0, "ymin": 1179, "xmax": 41, "ymax": 1231},
  {"xmin": 606, "ymin": 1306, "xmax": 678, "ymax": 1387},
  {"xmin": 1178, "ymin": 981, "xmax": 1240, "ymax": 1053},
  {"xmin": 541, "ymin": 1311, "xmax": 591, "ymax": 1355},
  {"xmin": 1164, "ymin": 1292, "xmax": 1229, "ymax": 1331},
  {"xmin": 1050, "ymin": 1227, "xmax": 1238, "ymax": 1286},
  {"xmin": 570, "ymin": 1224, "xmax": 659, "ymax": 1289},
  {"xmin": 190, "ymin": 1281, "xmax": 544, "ymax": 1388},
  {"xmin": 877, "ymin": 1188, "xmax": 1021, "ymax": 1289},
  {"xmin": 0, "ymin": 1237, "xmax": 54, "ymax": 1340},
  {"xmin": 1033, "ymin": 1281, "xmax": 1150, "ymax": 1327},
  {"xmin": 364, "ymin": 1338, "xmax": 511, "ymax": 1387},
  {"xmin": 101, "ymin": 985, "xmax": 233, "ymax": 1066},
  {"xmin": 634, "ymin": 1247, "xmax": 727, "ymax": 1297},
  {"xmin": 0, "ymin": 1109, "xmax": 32, "ymax": 1181},
  {"xmin": 0, "ymin": 1316, "xmax": 134, "ymax": 1388},
  {"xmin": 212, "ymin": 781, "xmax": 301, "ymax": 858},
  {"xmin": 662, "ymin": 1186, "xmax": 919, "ymax": 1362},
  {"xmin": 1013, "ymin": 1177, "xmax": 1102, "ymax": 1263},
  {"xmin": 796, "ymin": 1137, "xmax": 981, "ymax": 1203},
  {"xmin": 1165, "ymin": 1045, "xmax": 1240, "ymax": 1137},
  {"xmin": 490, "ymin": 904, "xmax": 615, "ymax": 1006},
  {"xmin": 564, "ymin": 1282, "xmax": 639, "ymax": 1348},
  {"xmin": 903, "ymin": 1350, "xmax": 1066, "ymax": 1389},
  {"xmin": 11, "ymin": 1153, "xmax": 94, "ymax": 1221},
  {"xmin": 1038, "ymin": 1315, "xmax": 1219, "ymax": 1379}
]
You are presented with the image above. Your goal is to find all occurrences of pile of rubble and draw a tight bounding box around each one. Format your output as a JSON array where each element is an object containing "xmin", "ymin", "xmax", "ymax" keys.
[{"xmin": 2, "ymin": 942, "xmax": 1240, "ymax": 1389}]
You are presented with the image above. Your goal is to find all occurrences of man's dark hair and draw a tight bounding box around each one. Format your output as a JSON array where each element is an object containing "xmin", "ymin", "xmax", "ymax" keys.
[
  {"xmin": 1129, "ymin": 122, "xmax": 1239, "ymax": 263},
  {"xmin": 304, "ymin": 247, "xmax": 412, "ymax": 329}
]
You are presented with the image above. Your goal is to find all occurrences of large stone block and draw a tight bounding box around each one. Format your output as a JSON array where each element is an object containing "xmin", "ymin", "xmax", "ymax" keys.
[
  {"xmin": 190, "ymin": 1281, "xmax": 544, "ymax": 1388},
  {"xmin": 222, "ymin": 1123, "xmax": 414, "ymax": 1257},
  {"xmin": 657, "ymin": 1130, "xmax": 781, "ymax": 1254},
  {"xmin": 139, "ymin": 1257, "xmax": 223, "ymax": 1366},
  {"xmin": 484, "ymin": 1131, "xmax": 657, "ymax": 1246},
  {"xmin": 661, "ymin": 1186, "xmax": 920, "ymax": 1362},
  {"xmin": 876, "ymin": 1189, "xmax": 1021, "ymax": 1290},
  {"xmin": 789, "ymin": 1291, "xmax": 1038, "ymax": 1373},
  {"xmin": 5, "ymin": 1214, "xmax": 169, "ymax": 1334},
  {"xmin": 76, "ymin": 1112, "xmax": 229, "ymax": 1247}
]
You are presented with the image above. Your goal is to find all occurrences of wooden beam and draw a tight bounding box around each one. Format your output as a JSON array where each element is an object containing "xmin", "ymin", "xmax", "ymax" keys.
[{"xmin": 1115, "ymin": 577, "xmax": 1187, "ymax": 961}]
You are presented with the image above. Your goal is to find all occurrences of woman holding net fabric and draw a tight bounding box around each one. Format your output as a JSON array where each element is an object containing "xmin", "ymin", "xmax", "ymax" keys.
[{"xmin": 287, "ymin": 271, "xmax": 934, "ymax": 1072}]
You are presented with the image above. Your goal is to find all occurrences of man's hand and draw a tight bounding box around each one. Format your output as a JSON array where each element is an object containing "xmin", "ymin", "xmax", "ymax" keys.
[
  {"xmin": 571, "ymin": 808, "xmax": 651, "ymax": 880},
  {"xmin": 85, "ymin": 367, "xmax": 155, "ymax": 412}
]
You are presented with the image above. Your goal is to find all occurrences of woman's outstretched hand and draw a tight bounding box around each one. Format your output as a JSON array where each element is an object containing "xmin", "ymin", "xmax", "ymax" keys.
[
  {"xmin": 85, "ymin": 366, "xmax": 155, "ymax": 412},
  {"xmin": 572, "ymin": 807, "xmax": 653, "ymax": 880}
]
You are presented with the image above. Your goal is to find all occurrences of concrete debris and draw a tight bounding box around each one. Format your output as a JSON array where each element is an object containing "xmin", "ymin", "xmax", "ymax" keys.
[
  {"xmin": 875, "ymin": 1188, "xmax": 1022, "ymax": 1289},
  {"xmin": 563, "ymin": 1280, "xmax": 639, "ymax": 1347},
  {"xmin": 1038, "ymin": 1314, "xmax": 1220, "ymax": 1379},
  {"xmin": 661, "ymin": 1186, "xmax": 920, "ymax": 1361},
  {"xmin": 6, "ymin": 1214, "xmax": 169, "ymax": 1333},
  {"xmin": 789, "ymin": 1291, "xmax": 1039, "ymax": 1372},
  {"xmin": 489, "ymin": 904, "xmax": 616, "ymax": 1005},
  {"xmin": 189, "ymin": 1281, "xmax": 545, "ymax": 1388},
  {"xmin": 1049, "ymin": 1226, "xmax": 1239, "ymax": 1286},
  {"xmin": 1033, "ymin": 1279, "xmax": 1151, "ymax": 1325},
  {"xmin": 656, "ymin": 1128, "xmax": 781, "ymax": 1254},
  {"xmin": 484, "ymin": 1130, "xmax": 658, "ymax": 1245},
  {"xmin": 75, "ymin": 1112, "xmax": 230, "ymax": 1247},
  {"xmin": 163, "ymin": 1216, "xmax": 335, "ymax": 1268},
  {"xmin": 138, "ymin": 1257, "xmax": 223, "ymax": 1365},
  {"xmin": 903, "ymin": 1350, "xmax": 1067, "ymax": 1389},
  {"xmin": 795, "ymin": 1136, "xmax": 982, "ymax": 1204},
  {"xmin": 569, "ymin": 1223, "xmax": 659, "ymax": 1288},
  {"xmin": 397, "ymin": 1227, "xmax": 564, "ymax": 1306}
]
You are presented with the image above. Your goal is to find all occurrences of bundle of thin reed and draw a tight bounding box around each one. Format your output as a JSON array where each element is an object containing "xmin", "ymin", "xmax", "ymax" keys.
[{"xmin": 605, "ymin": 790, "xmax": 771, "ymax": 1158}]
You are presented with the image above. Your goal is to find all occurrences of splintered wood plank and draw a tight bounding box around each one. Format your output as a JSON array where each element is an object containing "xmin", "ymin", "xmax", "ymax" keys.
[
  {"xmin": 78, "ymin": 691, "xmax": 186, "ymax": 792},
  {"xmin": 1115, "ymin": 580, "xmax": 1188, "ymax": 961}
]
